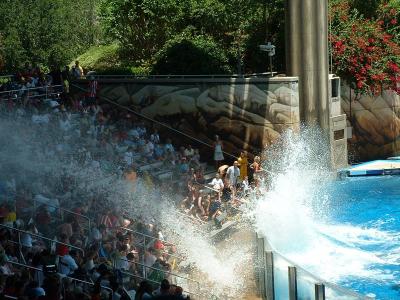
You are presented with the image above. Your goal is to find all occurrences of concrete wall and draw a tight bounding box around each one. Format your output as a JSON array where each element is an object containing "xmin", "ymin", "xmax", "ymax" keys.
[
  {"xmin": 78, "ymin": 77, "xmax": 300, "ymax": 159},
  {"xmin": 341, "ymin": 85, "xmax": 400, "ymax": 161}
]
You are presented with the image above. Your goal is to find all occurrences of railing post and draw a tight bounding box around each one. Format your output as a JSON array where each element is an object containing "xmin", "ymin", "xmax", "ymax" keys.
[
  {"xmin": 315, "ymin": 283, "xmax": 325, "ymax": 300},
  {"xmin": 143, "ymin": 236, "xmax": 146, "ymax": 279},
  {"xmin": 256, "ymin": 236, "xmax": 266, "ymax": 299},
  {"xmin": 288, "ymin": 266, "xmax": 297, "ymax": 300},
  {"xmin": 265, "ymin": 251, "xmax": 275, "ymax": 300},
  {"xmin": 33, "ymin": 199, "xmax": 37, "ymax": 219}
]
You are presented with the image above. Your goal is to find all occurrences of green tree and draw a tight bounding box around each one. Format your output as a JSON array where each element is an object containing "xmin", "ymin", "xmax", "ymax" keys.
[
  {"xmin": 0, "ymin": 0, "xmax": 99, "ymax": 72},
  {"xmin": 99, "ymin": 0, "xmax": 183, "ymax": 61},
  {"xmin": 99, "ymin": 0, "xmax": 283, "ymax": 74},
  {"xmin": 151, "ymin": 32, "xmax": 232, "ymax": 75}
]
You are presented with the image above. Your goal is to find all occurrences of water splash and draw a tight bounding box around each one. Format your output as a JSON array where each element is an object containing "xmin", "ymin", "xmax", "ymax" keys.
[
  {"xmin": 159, "ymin": 202, "xmax": 252, "ymax": 298},
  {"xmin": 252, "ymin": 126, "xmax": 399, "ymax": 291}
]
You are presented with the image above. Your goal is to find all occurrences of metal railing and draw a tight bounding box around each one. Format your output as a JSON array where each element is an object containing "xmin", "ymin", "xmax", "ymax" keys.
[
  {"xmin": 120, "ymin": 270, "xmax": 214, "ymax": 300},
  {"xmin": 119, "ymin": 226, "xmax": 185, "ymax": 262},
  {"xmin": 77, "ymin": 74, "xmax": 277, "ymax": 80},
  {"xmin": 118, "ymin": 258, "xmax": 201, "ymax": 297},
  {"xmin": 0, "ymin": 84, "xmax": 63, "ymax": 95},
  {"xmin": 256, "ymin": 233, "xmax": 374, "ymax": 300},
  {"xmin": 31, "ymin": 198, "xmax": 91, "ymax": 231},
  {"xmin": 0, "ymin": 84, "xmax": 63, "ymax": 105},
  {"xmin": 7, "ymin": 260, "xmax": 113, "ymax": 297},
  {"xmin": 0, "ymin": 224, "xmax": 85, "ymax": 256}
]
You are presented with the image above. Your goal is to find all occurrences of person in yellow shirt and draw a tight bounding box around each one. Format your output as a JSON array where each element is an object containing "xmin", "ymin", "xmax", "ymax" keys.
[
  {"xmin": 4, "ymin": 203, "xmax": 16, "ymax": 226},
  {"xmin": 237, "ymin": 151, "xmax": 248, "ymax": 181}
]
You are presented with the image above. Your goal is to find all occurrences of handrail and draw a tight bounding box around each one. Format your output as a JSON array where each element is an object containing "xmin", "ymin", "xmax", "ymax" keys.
[
  {"xmin": 120, "ymin": 270, "xmax": 200, "ymax": 297},
  {"xmin": 32, "ymin": 198, "xmax": 91, "ymax": 230},
  {"xmin": 0, "ymin": 84, "xmax": 63, "ymax": 95},
  {"xmin": 0, "ymin": 224, "xmax": 85, "ymax": 256},
  {"xmin": 132, "ymin": 242, "xmax": 184, "ymax": 262},
  {"xmin": 0, "ymin": 92, "xmax": 61, "ymax": 102},
  {"xmin": 77, "ymin": 74, "xmax": 276, "ymax": 80},
  {"xmin": 7, "ymin": 260, "xmax": 113, "ymax": 296},
  {"xmin": 119, "ymin": 226, "xmax": 176, "ymax": 247},
  {"xmin": 3, "ymin": 296, "xmax": 18, "ymax": 300},
  {"xmin": 118, "ymin": 227, "xmax": 185, "ymax": 261},
  {"xmin": 120, "ymin": 258, "xmax": 199, "ymax": 285},
  {"xmin": 121, "ymin": 270, "xmax": 208, "ymax": 298}
]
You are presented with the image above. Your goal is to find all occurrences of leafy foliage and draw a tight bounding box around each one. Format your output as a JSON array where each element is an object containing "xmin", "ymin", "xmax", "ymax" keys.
[
  {"xmin": 330, "ymin": 0, "xmax": 400, "ymax": 95},
  {"xmin": 99, "ymin": 0, "xmax": 284, "ymax": 74},
  {"xmin": 151, "ymin": 32, "xmax": 231, "ymax": 75},
  {"xmin": 0, "ymin": 0, "xmax": 99, "ymax": 72}
]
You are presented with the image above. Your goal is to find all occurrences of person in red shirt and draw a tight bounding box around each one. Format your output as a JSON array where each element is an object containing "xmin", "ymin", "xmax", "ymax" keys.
[{"xmin": 56, "ymin": 233, "xmax": 69, "ymax": 256}]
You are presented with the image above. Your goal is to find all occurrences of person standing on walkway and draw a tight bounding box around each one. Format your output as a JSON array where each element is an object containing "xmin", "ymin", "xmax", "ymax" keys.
[
  {"xmin": 226, "ymin": 161, "xmax": 240, "ymax": 200},
  {"xmin": 237, "ymin": 151, "xmax": 248, "ymax": 181},
  {"xmin": 250, "ymin": 156, "xmax": 263, "ymax": 187},
  {"xmin": 213, "ymin": 135, "xmax": 224, "ymax": 169}
]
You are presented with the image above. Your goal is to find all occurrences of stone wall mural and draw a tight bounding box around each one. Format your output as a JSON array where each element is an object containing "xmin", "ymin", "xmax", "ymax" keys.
[
  {"xmin": 341, "ymin": 85, "xmax": 400, "ymax": 161},
  {"xmin": 86, "ymin": 78, "xmax": 299, "ymax": 159}
]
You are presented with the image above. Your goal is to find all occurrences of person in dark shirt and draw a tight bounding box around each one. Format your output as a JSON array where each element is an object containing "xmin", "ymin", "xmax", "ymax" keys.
[
  {"xmin": 49, "ymin": 66, "xmax": 62, "ymax": 86},
  {"xmin": 209, "ymin": 197, "xmax": 222, "ymax": 222}
]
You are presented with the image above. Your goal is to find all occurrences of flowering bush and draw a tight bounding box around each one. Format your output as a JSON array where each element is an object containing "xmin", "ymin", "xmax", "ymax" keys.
[{"xmin": 330, "ymin": 0, "xmax": 400, "ymax": 95}]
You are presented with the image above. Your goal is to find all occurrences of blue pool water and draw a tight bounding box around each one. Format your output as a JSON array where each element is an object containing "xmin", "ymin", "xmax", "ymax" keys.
[{"xmin": 326, "ymin": 176, "xmax": 400, "ymax": 299}]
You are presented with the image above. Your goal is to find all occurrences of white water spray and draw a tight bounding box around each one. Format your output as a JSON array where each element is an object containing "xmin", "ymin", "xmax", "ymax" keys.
[{"xmin": 252, "ymin": 127, "xmax": 395, "ymax": 288}]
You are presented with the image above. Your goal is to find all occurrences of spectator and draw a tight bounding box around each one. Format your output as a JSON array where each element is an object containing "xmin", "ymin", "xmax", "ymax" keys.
[
  {"xmin": 226, "ymin": 161, "xmax": 240, "ymax": 200},
  {"xmin": 178, "ymin": 157, "xmax": 189, "ymax": 174},
  {"xmin": 58, "ymin": 216, "xmax": 73, "ymax": 240},
  {"xmin": 87, "ymin": 76, "xmax": 98, "ymax": 106},
  {"xmin": 153, "ymin": 278, "xmax": 171, "ymax": 297},
  {"xmin": 71, "ymin": 61, "xmax": 84, "ymax": 79},
  {"xmin": 213, "ymin": 135, "xmax": 224, "ymax": 168},
  {"xmin": 61, "ymin": 65, "xmax": 71, "ymax": 92},
  {"xmin": 190, "ymin": 149, "xmax": 201, "ymax": 168},
  {"xmin": 210, "ymin": 173, "xmax": 224, "ymax": 192},
  {"xmin": 184, "ymin": 145, "xmax": 194, "ymax": 158},
  {"xmin": 250, "ymin": 155, "xmax": 263, "ymax": 187},
  {"xmin": 58, "ymin": 249, "xmax": 79, "ymax": 276},
  {"xmin": 164, "ymin": 139, "xmax": 174, "ymax": 153},
  {"xmin": 135, "ymin": 280, "xmax": 153, "ymax": 300},
  {"xmin": 49, "ymin": 66, "xmax": 62, "ymax": 86},
  {"xmin": 56, "ymin": 234, "xmax": 70, "ymax": 257},
  {"xmin": 35, "ymin": 205, "xmax": 51, "ymax": 236},
  {"xmin": 150, "ymin": 129, "xmax": 160, "ymax": 144},
  {"xmin": 237, "ymin": 151, "xmax": 248, "ymax": 181}
]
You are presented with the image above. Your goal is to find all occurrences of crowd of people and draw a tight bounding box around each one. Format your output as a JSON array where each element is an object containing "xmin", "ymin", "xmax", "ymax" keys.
[
  {"xmin": 0, "ymin": 63, "xmax": 264, "ymax": 300},
  {"xmin": 0, "ymin": 61, "xmax": 85, "ymax": 100}
]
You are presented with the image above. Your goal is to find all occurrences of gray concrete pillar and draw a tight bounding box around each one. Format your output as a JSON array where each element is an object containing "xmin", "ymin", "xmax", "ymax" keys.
[{"xmin": 285, "ymin": 0, "xmax": 330, "ymax": 131}]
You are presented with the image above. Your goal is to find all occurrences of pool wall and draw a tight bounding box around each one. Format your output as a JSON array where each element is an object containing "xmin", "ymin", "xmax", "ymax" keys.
[{"xmin": 256, "ymin": 233, "xmax": 373, "ymax": 300}]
